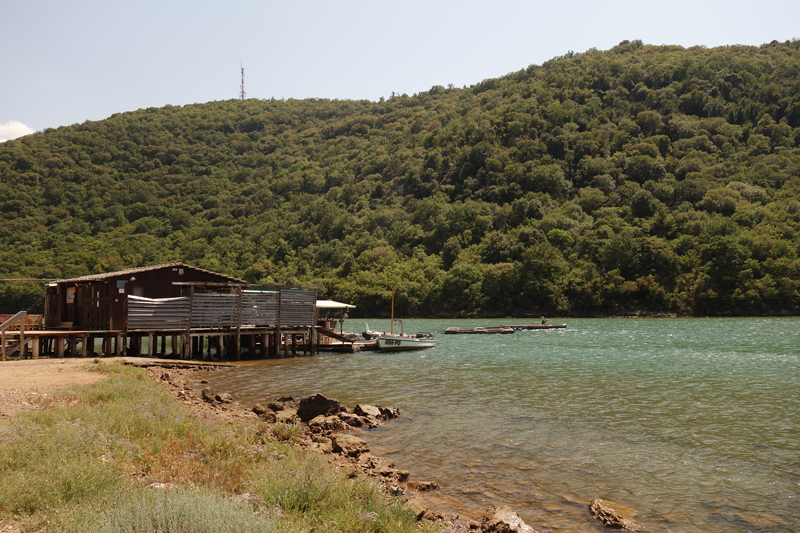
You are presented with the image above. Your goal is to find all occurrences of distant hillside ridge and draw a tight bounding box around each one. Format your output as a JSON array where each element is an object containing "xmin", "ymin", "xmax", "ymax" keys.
[{"xmin": 2, "ymin": 39, "xmax": 799, "ymax": 317}]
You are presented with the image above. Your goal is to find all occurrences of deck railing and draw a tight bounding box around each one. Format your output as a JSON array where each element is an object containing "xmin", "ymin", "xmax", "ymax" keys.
[{"xmin": 0, "ymin": 311, "xmax": 27, "ymax": 361}]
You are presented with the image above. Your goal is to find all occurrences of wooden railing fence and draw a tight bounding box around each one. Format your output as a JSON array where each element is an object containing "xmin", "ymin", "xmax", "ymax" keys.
[{"xmin": 1, "ymin": 311, "xmax": 26, "ymax": 361}]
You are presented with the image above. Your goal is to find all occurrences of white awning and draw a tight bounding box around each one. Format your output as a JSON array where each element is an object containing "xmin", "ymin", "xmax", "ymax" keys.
[{"xmin": 315, "ymin": 299, "xmax": 356, "ymax": 309}]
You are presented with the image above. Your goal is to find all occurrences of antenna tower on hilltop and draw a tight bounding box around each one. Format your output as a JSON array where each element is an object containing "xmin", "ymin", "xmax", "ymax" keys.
[{"xmin": 240, "ymin": 64, "xmax": 246, "ymax": 100}]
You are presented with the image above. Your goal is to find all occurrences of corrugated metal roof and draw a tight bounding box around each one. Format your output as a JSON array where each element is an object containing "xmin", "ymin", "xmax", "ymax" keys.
[{"xmin": 51, "ymin": 262, "xmax": 247, "ymax": 284}]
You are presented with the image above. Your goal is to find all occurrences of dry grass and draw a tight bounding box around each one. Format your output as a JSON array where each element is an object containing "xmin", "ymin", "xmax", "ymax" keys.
[{"xmin": 0, "ymin": 363, "xmax": 426, "ymax": 533}]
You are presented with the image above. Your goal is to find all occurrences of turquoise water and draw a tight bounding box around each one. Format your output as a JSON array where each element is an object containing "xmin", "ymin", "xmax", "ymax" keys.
[{"xmin": 208, "ymin": 318, "xmax": 799, "ymax": 532}]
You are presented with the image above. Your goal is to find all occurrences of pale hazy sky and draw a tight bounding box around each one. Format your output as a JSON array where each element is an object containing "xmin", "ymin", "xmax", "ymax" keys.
[{"xmin": 1, "ymin": 0, "xmax": 798, "ymax": 139}]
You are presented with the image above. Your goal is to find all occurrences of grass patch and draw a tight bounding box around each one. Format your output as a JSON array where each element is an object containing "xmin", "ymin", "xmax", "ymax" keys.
[
  {"xmin": 269, "ymin": 422, "xmax": 304, "ymax": 442},
  {"xmin": 0, "ymin": 363, "xmax": 429, "ymax": 533},
  {"xmin": 57, "ymin": 485, "xmax": 277, "ymax": 533}
]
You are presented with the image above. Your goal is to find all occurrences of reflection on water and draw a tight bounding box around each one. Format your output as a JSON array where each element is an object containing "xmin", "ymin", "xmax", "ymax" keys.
[{"xmin": 207, "ymin": 318, "xmax": 800, "ymax": 532}]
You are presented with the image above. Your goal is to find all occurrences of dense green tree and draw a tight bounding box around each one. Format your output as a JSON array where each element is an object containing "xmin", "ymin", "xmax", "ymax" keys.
[{"xmin": 2, "ymin": 40, "xmax": 800, "ymax": 316}]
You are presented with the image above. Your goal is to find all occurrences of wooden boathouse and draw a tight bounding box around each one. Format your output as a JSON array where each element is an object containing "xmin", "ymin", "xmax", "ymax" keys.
[{"xmin": 1, "ymin": 262, "xmax": 319, "ymax": 360}]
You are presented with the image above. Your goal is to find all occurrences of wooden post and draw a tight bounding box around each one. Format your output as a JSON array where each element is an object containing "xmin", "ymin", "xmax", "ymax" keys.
[
  {"xmin": 147, "ymin": 333, "xmax": 154, "ymax": 357},
  {"xmin": 217, "ymin": 335, "xmax": 224, "ymax": 359},
  {"xmin": 184, "ymin": 285, "xmax": 194, "ymax": 360},
  {"xmin": 56, "ymin": 335, "xmax": 65, "ymax": 357},
  {"xmin": 81, "ymin": 335, "xmax": 88, "ymax": 357},
  {"xmin": 291, "ymin": 333, "xmax": 297, "ymax": 357},
  {"xmin": 19, "ymin": 315, "xmax": 26, "ymax": 359},
  {"xmin": 235, "ymin": 286, "xmax": 242, "ymax": 360},
  {"xmin": 275, "ymin": 287, "xmax": 282, "ymax": 359}
]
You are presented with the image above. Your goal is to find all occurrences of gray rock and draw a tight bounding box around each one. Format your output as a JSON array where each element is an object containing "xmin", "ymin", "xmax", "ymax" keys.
[
  {"xmin": 274, "ymin": 407, "xmax": 300, "ymax": 424},
  {"xmin": 405, "ymin": 494, "xmax": 428, "ymax": 520},
  {"xmin": 258, "ymin": 411, "xmax": 277, "ymax": 423},
  {"xmin": 252, "ymin": 404, "xmax": 268, "ymax": 416},
  {"xmin": 331, "ymin": 433, "xmax": 369, "ymax": 457},
  {"xmin": 338, "ymin": 412, "xmax": 365, "ymax": 427},
  {"xmin": 354, "ymin": 403, "xmax": 382, "ymax": 418},
  {"xmin": 267, "ymin": 401, "xmax": 284, "ymax": 411},
  {"xmin": 310, "ymin": 436, "xmax": 333, "ymax": 454},
  {"xmin": 379, "ymin": 405, "xmax": 400, "ymax": 419},
  {"xmin": 215, "ymin": 392, "xmax": 233, "ymax": 403},
  {"xmin": 297, "ymin": 393, "xmax": 342, "ymax": 422},
  {"xmin": 588, "ymin": 499, "xmax": 638, "ymax": 531},
  {"xmin": 406, "ymin": 480, "xmax": 440, "ymax": 492},
  {"xmin": 201, "ymin": 387, "xmax": 215, "ymax": 403},
  {"xmin": 481, "ymin": 505, "xmax": 538, "ymax": 533},
  {"xmin": 308, "ymin": 414, "xmax": 347, "ymax": 433}
]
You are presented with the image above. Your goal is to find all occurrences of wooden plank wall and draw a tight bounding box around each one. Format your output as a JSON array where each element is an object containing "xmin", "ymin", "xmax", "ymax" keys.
[
  {"xmin": 126, "ymin": 288, "xmax": 316, "ymax": 330},
  {"xmin": 280, "ymin": 289, "xmax": 316, "ymax": 327},
  {"xmin": 241, "ymin": 290, "xmax": 279, "ymax": 326},
  {"xmin": 127, "ymin": 296, "xmax": 190, "ymax": 330},
  {"xmin": 191, "ymin": 293, "xmax": 239, "ymax": 328}
]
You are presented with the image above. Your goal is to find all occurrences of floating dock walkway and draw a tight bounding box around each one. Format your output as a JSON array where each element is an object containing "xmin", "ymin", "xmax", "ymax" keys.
[{"xmin": 444, "ymin": 323, "xmax": 567, "ymax": 335}]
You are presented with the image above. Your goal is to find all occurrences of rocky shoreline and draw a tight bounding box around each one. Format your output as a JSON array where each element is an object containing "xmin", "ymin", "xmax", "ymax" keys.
[{"xmin": 140, "ymin": 361, "xmax": 639, "ymax": 532}]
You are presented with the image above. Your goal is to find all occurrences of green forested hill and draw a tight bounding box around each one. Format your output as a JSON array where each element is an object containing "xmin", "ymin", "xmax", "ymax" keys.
[{"xmin": 2, "ymin": 40, "xmax": 800, "ymax": 317}]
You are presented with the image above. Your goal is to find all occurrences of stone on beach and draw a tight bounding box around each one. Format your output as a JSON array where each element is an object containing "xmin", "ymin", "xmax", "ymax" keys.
[
  {"xmin": 404, "ymin": 494, "xmax": 429, "ymax": 520},
  {"xmin": 308, "ymin": 414, "xmax": 349, "ymax": 432},
  {"xmin": 201, "ymin": 387, "xmax": 215, "ymax": 403},
  {"xmin": 481, "ymin": 505, "xmax": 538, "ymax": 533},
  {"xmin": 338, "ymin": 411, "xmax": 366, "ymax": 427},
  {"xmin": 274, "ymin": 407, "xmax": 300, "ymax": 424},
  {"xmin": 354, "ymin": 403, "xmax": 382, "ymax": 418},
  {"xmin": 297, "ymin": 393, "xmax": 343, "ymax": 422},
  {"xmin": 267, "ymin": 401, "xmax": 285, "ymax": 411},
  {"xmin": 331, "ymin": 433, "xmax": 369, "ymax": 457},
  {"xmin": 588, "ymin": 499, "xmax": 638, "ymax": 531},
  {"xmin": 379, "ymin": 405, "xmax": 400, "ymax": 419},
  {"xmin": 405, "ymin": 480, "xmax": 440, "ymax": 492}
]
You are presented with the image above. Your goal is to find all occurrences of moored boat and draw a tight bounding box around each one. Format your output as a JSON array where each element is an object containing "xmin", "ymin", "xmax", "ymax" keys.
[
  {"xmin": 377, "ymin": 331, "xmax": 437, "ymax": 351},
  {"xmin": 377, "ymin": 289, "xmax": 437, "ymax": 352}
]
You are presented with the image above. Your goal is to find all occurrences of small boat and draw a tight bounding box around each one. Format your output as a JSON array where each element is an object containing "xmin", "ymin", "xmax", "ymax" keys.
[
  {"xmin": 377, "ymin": 329, "xmax": 437, "ymax": 352},
  {"xmin": 377, "ymin": 289, "xmax": 437, "ymax": 352}
]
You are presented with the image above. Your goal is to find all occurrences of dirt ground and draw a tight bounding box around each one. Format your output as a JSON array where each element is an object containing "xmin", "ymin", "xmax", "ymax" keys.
[
  {"xmin": 0, "ymin": 357, "xmax": 243, "ymax": 424},
  {"xmin": 0, "ymin": 357, "xmax": 111, "ymax": 422}
]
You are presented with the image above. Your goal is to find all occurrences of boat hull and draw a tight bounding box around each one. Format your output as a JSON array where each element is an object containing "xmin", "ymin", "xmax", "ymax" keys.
[{"xmin": 377, "ymin": 336, "xmax": 437, "ymax": 352}]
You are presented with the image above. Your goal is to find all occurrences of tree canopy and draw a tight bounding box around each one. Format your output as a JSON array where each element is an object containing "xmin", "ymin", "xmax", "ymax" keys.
[{"xmin": 2, "ymin": 40, "xmax": 800, "ymax": 317}]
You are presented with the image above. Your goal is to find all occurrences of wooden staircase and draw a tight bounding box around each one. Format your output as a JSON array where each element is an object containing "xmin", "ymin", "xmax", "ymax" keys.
[{"xmin": 1, "ymin": 312, "xmax": 43, "ymax": 360}]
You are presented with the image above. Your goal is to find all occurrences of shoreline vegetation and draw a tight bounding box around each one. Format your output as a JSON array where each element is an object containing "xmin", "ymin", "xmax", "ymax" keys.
[{"xmin": 0, "ymin": 359, "xmax": 581, "ymax": 533}]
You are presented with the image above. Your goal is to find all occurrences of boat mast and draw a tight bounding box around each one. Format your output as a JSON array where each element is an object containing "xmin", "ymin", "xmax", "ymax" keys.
[{"xmin": 390, "ymin": 288, "xmax": 395, "ymax": 335}]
